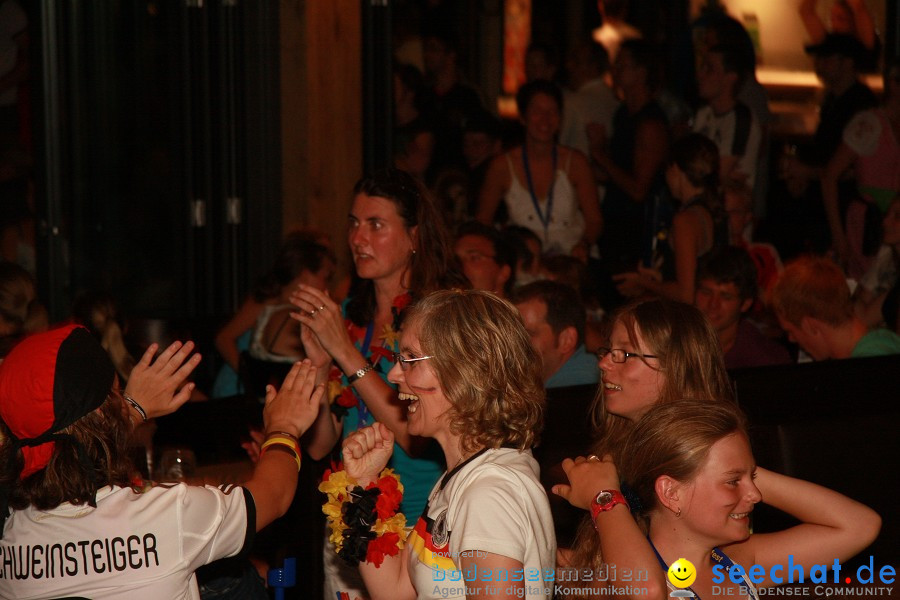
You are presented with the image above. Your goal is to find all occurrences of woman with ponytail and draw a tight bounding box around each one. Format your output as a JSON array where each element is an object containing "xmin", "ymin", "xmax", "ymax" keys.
[{"xmin": 614, "ymin": 133, "xmax": 728, "ymax": 303}]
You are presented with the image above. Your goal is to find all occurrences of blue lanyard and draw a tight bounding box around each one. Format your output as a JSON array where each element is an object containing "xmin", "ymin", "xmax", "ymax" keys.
[
  {"xmin": 647, "ymin": 538, "xmax": 758, "ymax": 600},
  {"xmin": 521, "ymin": 143, "xmax": 557, "ymax": 240}
]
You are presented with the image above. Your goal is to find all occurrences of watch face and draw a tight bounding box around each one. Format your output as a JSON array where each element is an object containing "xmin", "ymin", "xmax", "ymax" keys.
[{"xmin": 595, "ymin": 491, "xmax": 614, "ymax": 506}]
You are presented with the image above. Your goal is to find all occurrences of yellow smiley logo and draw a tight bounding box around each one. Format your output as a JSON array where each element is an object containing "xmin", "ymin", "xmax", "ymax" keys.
[{"xmin": 667, "ymin": 558, "xmax": 697, "ymax": 588}]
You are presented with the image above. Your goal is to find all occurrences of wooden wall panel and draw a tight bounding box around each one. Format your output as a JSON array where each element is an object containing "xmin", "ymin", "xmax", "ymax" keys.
[{"xmin": 280, "ymin": 0, "xmax": 361, "ymax": 271}]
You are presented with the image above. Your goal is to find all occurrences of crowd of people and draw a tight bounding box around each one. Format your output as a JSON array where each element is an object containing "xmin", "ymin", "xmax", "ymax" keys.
[{"xmin": 0, "ymin": 0, "xmax": 894, "ymax": 599}]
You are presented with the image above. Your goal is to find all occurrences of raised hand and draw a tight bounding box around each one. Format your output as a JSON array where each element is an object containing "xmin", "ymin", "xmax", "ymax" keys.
[
  {"xmin": 552, "ymin": 454, "xmax": 621, "ymax": 510},
  {"xmin": 299, "ymin": 316, "xmax": 332, "ymax": 371},
  {"xmin": 343, "ymin": 422, "xmax": 395, "ymax": 486},
  {"xmin": 290, "ymin": 284, "xmax": 351, "ymax": 360},
  {"xmin": 125, "ymin": 341, "xmax": 202, "ymax": 419},
  {"xmin": 263, "ymin": 360, "xmax": 324, "ymax": 438}
]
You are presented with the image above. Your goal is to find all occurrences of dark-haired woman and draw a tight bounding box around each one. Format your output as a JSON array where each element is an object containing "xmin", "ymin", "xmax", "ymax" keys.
[
  {"xmin": 477, "ymin": 79, "xmax": 601, "ymax": 258},
  {"xmin": 213, "ymin": 233, "xmax": 335, "ymax": 397},
  {"xmin": 614, "ymin": 133, "xmax": 727, "ymax": 303},
  {"xmin": 290, "ymin": 168, "xmax": 467, "ymax": 599}
]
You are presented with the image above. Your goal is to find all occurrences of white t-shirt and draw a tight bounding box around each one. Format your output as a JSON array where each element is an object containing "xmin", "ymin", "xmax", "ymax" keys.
[
  {"xmin": 693, "ymin": 103, "xmax": 762, "ymax": 188},
  {"xmin": 560, "ymin": 78, "xmax": 619, "ymax": 158},
  {"xmin": 0, "ymin": 483, "xmax": 253, "ymax": 600},
  {"xmin": 407, "ymin": 448, "xmax": 556, "ymax": 600}
]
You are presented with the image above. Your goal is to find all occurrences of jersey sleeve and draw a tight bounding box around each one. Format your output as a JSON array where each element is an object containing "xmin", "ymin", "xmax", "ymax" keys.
[{"xmin": 179, "ymin": 483, "xmax": 254, "ymax": 572}]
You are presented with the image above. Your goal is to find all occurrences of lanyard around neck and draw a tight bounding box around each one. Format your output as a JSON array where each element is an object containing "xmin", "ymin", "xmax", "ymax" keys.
[
  {"xmin": 521, "ymin": 143, "xmax": 557, "ymax": 239},
  {"xmin": 647, "ymin": 537, "xmax": 758, "ymax": 600}
]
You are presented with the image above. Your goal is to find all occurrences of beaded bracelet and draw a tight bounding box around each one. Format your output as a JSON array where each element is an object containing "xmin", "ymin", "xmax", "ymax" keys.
[{"xmin": 123, "ymin": 393, "xmax": 148, "ymax": 422}]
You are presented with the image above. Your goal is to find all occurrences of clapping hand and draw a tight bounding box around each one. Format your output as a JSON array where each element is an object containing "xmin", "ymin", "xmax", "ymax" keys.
[{"xmin": 263, "ymin": 360, "xmax": 324, "ymax": 439}]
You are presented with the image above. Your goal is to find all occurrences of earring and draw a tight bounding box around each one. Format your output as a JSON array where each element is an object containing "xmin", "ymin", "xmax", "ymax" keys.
[{"xmin": 675, "ymin": 508, "xmax": 682, "ymax": 518}]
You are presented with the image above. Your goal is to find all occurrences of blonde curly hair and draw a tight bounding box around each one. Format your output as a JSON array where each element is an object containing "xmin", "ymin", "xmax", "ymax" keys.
[{"xmin": 405, "ymin": 289, "xmax": 545, "ymax": 452}]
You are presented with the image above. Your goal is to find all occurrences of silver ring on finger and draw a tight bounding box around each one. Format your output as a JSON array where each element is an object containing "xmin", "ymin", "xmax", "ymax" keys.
[
  {"xmin": 587, "ymin": 454, "xmax": 601, "ymax": 462},
  {"xmin": 317, "ymin": 305, "xmax": 325, "ymax": 312},
  {"xmin": 308, "ymin": 309, "xmax": 318, "ymax": 317}
]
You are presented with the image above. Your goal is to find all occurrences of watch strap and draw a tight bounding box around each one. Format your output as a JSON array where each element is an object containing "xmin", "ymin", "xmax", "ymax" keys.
[
  {"xmin": 590, "ymin": 489, "xmax": 629, "ymax": 522},
  {"xmin": 346, "ymin": 362, "xmax": 374, "ymax": 385}
]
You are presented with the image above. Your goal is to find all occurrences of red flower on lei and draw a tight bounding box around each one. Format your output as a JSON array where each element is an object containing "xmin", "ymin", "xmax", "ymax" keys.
[
  {"xmin": 392, "ymin": 293, "xmax": 412, "ymax": 312},
  {"xmin": 365, "ymin": 531, "xmax": 401, "ymax": 567},
  {"xmin": 368, "ymin": 472, "xmax": 403, "ymax": 520}
]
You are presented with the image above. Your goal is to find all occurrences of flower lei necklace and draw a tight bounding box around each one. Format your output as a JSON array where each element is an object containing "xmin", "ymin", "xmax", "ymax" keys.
[
  {"xmin": 320, "ymin": 465, "xmax": 407, "ymax": 567},
  {"xmin": 327, "ymin": 293, "xmax": 411, "ymax": 419}
]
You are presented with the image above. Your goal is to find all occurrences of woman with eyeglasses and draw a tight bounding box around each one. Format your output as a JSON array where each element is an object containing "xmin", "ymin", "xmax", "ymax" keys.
[
  {"xmin": 342, "ymin": 289, "xmax": 555, "ymax": 600},
  {"xmin": 289, "ymin": 168, "xmax": 467, "ymax": 599},
  {"xmin": 551, "ymin": 296, "xmax": 733, "ymax": 599}
]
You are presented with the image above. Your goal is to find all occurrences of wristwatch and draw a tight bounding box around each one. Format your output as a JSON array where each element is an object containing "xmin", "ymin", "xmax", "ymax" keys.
[
  {"xmin": 590, "ymin": 489, "xmax": 629, "ymax": 521},
  {"xmin": 346, "ymin": 362, "xmax": 374, "ymax": 385}
]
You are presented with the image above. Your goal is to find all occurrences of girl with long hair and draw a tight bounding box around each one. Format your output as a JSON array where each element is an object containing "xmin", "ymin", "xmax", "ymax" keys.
[
  {"xmin": 557, "ymin": 400, "xmax": 880, "ymax": 599},
  {"xmin": 615, "ymin": 133, "xmax": 727, "ymax": 303},
  {"xmin": 553, "ymin": 297, "xmax": 732, "ymax": 598}
]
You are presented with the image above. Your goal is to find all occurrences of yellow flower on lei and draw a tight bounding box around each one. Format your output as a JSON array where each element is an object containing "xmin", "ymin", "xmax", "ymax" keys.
[
  {"xmin": 379, "ymin": 323, "xmax": 400, "ymax": 348},
  {"xmin": 319, "ymin": 469, "xmax": 355, "ymax": 500},
  {"xmin": 326, "ymin": 379, "xmax": 344, "ymax": 403},
  {"xmin": 373, "ymin": 513, "xmax": 408, "ymax": 544}
]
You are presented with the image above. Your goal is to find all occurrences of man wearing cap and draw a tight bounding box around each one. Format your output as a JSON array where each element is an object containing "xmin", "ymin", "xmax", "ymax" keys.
[
  {"xmin": 779, "ymin": 33, "xmax": 877, "ymax": 253},
  {"xmin": 0, "ymin": 325, "xmax": 322, "ymax": 599}
]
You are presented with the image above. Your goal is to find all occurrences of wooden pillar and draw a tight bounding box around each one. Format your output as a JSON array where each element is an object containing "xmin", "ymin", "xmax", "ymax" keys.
[{"xmin": 280, "ymin": 0, "xmax": 361, "ymax": 271}]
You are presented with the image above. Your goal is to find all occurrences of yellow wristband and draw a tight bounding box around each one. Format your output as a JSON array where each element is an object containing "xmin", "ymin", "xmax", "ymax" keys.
[
  {"xmin": 261, "ymin": 437, "xmax": 302, "ymax": 471},
  {"xmin": 262, "ymin": 443, "xmax": 302, "ymax": 470},
  {"xmin": 262, "ymin": 436, "xmax": 300, "ymax": 452}
]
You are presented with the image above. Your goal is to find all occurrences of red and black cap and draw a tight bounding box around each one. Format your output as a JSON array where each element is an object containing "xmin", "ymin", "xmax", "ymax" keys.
[{"xmin": 0, "ymin": 324, "xmax": 115, "ymax": 479}]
